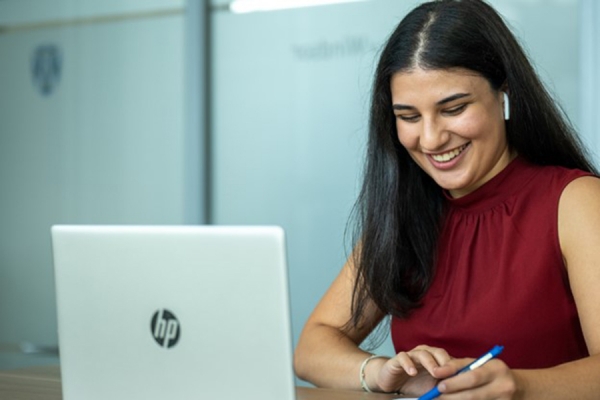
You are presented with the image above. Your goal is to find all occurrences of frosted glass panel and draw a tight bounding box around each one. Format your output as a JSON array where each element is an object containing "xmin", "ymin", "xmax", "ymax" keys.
[
  {"xmin": 580, "ymin": 0, "xmax": 600, "ymax": 163},
  {"xmin": 491, "ymin": 0, "xmax": 581, "ymax": 130},
  {"xmin": 212, "ymin": 0, "xmax": 421, "ymax": 362},
  {"xmin": 0, "ymin": 13, "xmax": 186, "ymax": 368}
]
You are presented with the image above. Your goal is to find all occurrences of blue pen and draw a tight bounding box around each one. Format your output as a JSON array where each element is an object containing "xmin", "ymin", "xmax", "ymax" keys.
[{"xmin": 417, "ymin": 345, "xmax": 504, "ymax": 400}]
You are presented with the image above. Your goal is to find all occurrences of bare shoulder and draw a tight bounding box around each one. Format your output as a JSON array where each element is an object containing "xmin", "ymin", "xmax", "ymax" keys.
[
  {"xmin": 560, "ymin": 175, "xmax": 600, "ymax": 206},
  {"xmin": 558, "ymin": 175, "xmax": 600, "ymax": 257},
  {"xmin": 559, "ymin": 176, "xmax": 600, "ymax": 235}
]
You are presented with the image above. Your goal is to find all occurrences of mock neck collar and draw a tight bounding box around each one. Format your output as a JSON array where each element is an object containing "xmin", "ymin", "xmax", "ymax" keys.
[{"xmin": 443, "ymin": 156, "xmax": 534, "ymax": 211}]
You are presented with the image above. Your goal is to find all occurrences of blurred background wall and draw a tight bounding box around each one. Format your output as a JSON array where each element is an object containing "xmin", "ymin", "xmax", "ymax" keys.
[{"xmin": 0, "ymin": 0, "xmax": 597, "ymax": 385}]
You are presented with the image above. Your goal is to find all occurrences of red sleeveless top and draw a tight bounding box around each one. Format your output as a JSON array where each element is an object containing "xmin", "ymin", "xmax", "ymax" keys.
[{"xmin": 391, "ymin": 157, "xmax": 591, "ymax": 368}]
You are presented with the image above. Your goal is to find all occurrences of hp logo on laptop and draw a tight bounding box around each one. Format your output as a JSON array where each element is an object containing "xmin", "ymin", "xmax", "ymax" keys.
[{"xmin": 151, "ymin": 309, "xmax": 181, "ymax": 348}]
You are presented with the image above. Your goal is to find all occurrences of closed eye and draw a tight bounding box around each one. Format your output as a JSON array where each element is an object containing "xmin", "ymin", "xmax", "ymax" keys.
[
  {"xmin": 396, "ymin": 113, "xmax": 420, "ymax": 122},
  {"xmin": 443, "ymin": 103, "xmax": 467, "ymax": 116}
]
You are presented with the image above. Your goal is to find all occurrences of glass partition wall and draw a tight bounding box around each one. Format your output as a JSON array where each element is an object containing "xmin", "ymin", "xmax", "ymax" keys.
[{"xmin": 0, "ymin": 0, "xmax": 203, "ymax": 368}]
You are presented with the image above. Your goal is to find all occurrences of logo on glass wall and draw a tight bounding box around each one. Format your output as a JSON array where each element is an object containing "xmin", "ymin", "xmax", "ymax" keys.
[
  {"xmin": 151, "ymin": 309, "xmax": 181, "ymax": 348},
  {"xmin": 31, "ymin": 44, "xmax": 62, "ymax": 96}
]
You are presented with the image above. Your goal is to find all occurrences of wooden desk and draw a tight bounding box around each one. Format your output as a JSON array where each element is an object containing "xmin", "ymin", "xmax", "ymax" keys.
[
  {"xmin": 0, "ymin": 365, "xmax": 399, "ymax": 400},
  {"xmin": 0, "ymin": 365, "xmax": 61, "ymax": 400}
]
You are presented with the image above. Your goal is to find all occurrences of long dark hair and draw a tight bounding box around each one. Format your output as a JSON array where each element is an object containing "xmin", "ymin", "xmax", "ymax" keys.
[{"xmin": 348, "ymin": 0, "xmax": 597, "ymax": 330}]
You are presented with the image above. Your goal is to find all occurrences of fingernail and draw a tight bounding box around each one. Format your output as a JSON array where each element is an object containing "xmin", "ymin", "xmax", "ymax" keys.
[
  {"xmin": 409, "ymin": 367, "xmax": 417, "ymax": 375},
  {"xmin": 438, "ymin": 383, "xmax": 447, "ymax": 392}
]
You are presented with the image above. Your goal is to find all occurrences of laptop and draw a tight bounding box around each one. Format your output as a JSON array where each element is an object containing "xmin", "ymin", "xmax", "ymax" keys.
[{"xmin": 51, "ymin": 225, "xmax": 296, "ymax": 400}]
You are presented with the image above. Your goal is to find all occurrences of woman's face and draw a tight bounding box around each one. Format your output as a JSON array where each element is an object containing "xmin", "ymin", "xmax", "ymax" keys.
[{"xmin": 390, "ymin": 67, "xmax": 513, "ymax": 198}]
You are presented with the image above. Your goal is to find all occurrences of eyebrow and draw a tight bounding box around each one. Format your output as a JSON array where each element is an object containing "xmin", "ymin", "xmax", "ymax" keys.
[{"xmin": 392, "ymin": 92, "xmax": 471, "ymax": 110}]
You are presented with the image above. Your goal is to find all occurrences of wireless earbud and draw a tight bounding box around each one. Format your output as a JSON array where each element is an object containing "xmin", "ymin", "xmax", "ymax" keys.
[{"xmin": 503, "ymin": 92, "xmax": 510, "ymax": 120}]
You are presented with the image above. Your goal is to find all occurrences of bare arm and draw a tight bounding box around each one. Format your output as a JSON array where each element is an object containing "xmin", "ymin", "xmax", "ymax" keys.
[
  {"xmin": 293, "ymin": 258, "xmax": 387, "ymax": 390},
  {"xmin": 294, "ymin": 254, "xmax": 451, "ymax": 394}
]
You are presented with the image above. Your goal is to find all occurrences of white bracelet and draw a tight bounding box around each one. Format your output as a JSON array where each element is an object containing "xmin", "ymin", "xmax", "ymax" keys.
[{"xmin": 359, "ymin": 354, "xmax": 387, "ymax": 392}]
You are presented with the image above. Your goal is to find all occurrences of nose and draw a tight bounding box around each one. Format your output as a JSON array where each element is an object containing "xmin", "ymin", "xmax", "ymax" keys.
[{"xmin": 419, "ymin": 117, "xmax": 449, "ymax": 151}]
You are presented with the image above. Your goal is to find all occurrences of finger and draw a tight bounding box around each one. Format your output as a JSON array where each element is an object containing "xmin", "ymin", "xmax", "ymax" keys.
[
  {"xmin": 440, "ymin": 359, "xmax": 514, "ymax": 395},
  {"xmin": 395, "ymin": 352, "xmax": 419, "ymax": 376},
  {"xmin": 438, "ymin": 370, "xmax": 517, "ymax": 400},
  {"xmin": 404, "ymin": 349, "xmax": 444, "ymax": 376},
  {"xmin": 409, "ymin": 346, "xmax": 453, "ymax": 376},
  {"xmin": 436, "ymin": 382, "xmax": 489, "ymax": 400},
  {"xmin": 429, "ymin": 347, "xmax": 453, "ymax": 370},
  {"xmin": 434, "ymin": 357, "xmax": 474, "ymax": 378},
  {"xmin": 439, "ymin": 365, "xmax": 488, "ymax": 394}
]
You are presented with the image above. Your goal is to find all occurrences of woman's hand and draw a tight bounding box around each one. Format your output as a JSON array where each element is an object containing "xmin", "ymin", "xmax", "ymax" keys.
[
  {"xmin": 376, "ymin": 345, "xmax": 453, "ymax": 395},
  {"xmin": 432, "ymin": 357, "xmax": 518, "ymax": 399}
]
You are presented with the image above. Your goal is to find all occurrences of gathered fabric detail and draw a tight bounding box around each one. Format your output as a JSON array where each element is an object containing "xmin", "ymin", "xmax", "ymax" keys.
[{"xmin": 391, "ymin": 157, "xmax": 592, "ymax": 369}]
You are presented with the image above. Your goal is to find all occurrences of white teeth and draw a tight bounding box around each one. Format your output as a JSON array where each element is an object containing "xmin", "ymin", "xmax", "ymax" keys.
[{"xmin": 431, "ymin": 144, "xmax": 468, "ymax": 162}]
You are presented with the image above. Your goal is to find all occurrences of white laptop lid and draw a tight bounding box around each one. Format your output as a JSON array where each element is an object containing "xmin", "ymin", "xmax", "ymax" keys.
[{"xmin": 51, "ymin": 225, "xmax": 296, "ymax": 400}]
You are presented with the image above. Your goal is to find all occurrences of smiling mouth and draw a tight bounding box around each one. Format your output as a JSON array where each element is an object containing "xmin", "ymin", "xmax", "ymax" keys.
[{"xmin": 430, "ymin": 143, "xmax": 470, "ymax": 163}]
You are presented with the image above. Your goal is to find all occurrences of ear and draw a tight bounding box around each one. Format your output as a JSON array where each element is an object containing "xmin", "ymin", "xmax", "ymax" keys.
[{"xmin": 502, "ymin": 91, "xmax": 510, "ymax": 120}]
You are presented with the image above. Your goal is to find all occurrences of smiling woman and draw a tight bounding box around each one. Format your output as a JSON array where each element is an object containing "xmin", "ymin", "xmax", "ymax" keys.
[
  {"xmin": 294, "ymin": 0, "xmax": 600, "ymax": 399},
  {"xmin": 391, "ymin": 68, "xmax": 513, "ymax": 198}
]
